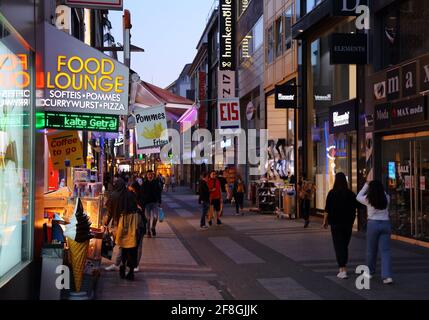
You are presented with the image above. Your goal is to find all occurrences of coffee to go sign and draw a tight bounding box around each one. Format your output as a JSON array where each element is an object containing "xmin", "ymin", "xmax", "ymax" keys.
[{"xmin": 40, "ymin": 23, "xmax": 129, "ymax": 117}]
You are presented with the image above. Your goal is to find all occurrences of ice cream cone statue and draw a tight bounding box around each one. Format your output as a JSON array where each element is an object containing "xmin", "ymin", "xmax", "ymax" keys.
[{"xmin": 64, "ymin": 198, "xmax": 93, "ymax": 293}]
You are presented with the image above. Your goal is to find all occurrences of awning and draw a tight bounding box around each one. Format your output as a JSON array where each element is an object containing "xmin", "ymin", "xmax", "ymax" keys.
[
  {"xmin": 177, "ymin": 106, "xmax": 198, "ymax": 128},
  {"xmin": 134, "ymin": 81, "xmax": 195, "ymax": 121}
]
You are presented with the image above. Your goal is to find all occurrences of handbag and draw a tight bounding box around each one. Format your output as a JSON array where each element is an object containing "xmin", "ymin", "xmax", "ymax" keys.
[
  {"xmin": 116, "ymin": 212, "xmax": 138, "ymax": 249},
  {"xmin": 159, "ymin": 208, "xmax": 165, "ymax": 223},
  {"xmin": 101, "ymin": 228, "xmax": 114, "ymax": 260}
]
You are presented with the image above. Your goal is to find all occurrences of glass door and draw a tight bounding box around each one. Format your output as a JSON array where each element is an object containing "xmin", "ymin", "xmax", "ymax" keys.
[{"xmin": 382, "ymin": 133, "xmax": 429, "ymax": 243}]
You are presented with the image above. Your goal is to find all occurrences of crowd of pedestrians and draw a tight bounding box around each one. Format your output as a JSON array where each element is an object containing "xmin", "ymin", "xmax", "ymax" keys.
[{"xmin": 104, "ymin": 168, "xmax": 394, "ymax": 286}]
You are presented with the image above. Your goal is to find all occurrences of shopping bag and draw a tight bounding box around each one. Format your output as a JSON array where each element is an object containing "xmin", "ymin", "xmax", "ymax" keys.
[
  {"xmin": 159, "ymin": 208, "xmax": 165, "ymax": 223},
  {"xmin": 101, "ymin": 229, "xmax": 114, "ymax": 260}
]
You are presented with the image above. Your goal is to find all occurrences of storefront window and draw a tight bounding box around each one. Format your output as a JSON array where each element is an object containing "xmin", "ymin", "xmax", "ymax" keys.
[
  {"xmin": 0, "ymin": 16, "xmax": 33, "ymax": 286},
  {"xmin": 308, "ymin": 21, "xmax": 357, "ymax": 210},
  {"xmin": 266, "ymin": 94, "xmax": 296, "ymax": 179},
  {"xmin": 380, "ymin": 0, "xmax": 429, "ymax": 70}
]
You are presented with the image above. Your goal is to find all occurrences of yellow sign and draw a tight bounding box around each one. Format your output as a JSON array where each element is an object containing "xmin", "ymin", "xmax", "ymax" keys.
[{"xmin": 48, "ymin": 131, "xmax": 84, "ymax": 170}]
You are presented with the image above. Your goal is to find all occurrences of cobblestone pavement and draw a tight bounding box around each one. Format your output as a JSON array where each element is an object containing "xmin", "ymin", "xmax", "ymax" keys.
[{"xmin": 96, "ymin": 187, "xmax": 429, "ymax": 300}]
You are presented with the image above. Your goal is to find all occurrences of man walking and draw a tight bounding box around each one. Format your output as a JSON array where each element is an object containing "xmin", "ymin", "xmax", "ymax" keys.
[
  {"xmin": 198, "ymin": 173, "xmax": 210, "ymax": 230},
  {"xmin": 142, "ymin": 170, "xmax": 162, "ymax": 238},
  {"xmin": 207, "ymin": 170, "xmax": 223, "ymax": 226}
]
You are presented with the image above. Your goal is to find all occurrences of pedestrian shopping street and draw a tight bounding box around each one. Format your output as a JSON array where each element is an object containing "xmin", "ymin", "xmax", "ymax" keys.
[{"xmin": 97, "ymin": 188, "xmax": 429, "ymax": 301}]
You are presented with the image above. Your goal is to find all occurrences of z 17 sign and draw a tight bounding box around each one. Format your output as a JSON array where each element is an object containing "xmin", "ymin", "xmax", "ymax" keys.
[
  {"xmin": 218, "ymin": 98, "xmax": 241, "ymax": 129},
  {"xmin": 134, "ymin": 105, "xmax": 169, "ymax": 151}
]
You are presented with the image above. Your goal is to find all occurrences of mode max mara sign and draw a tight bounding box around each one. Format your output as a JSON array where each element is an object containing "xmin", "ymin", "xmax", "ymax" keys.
[
  {"xmin": 219, "ymin": 0, "xmax": 236, "ymax": 71},
  {"xmin": 39, "ymin": 23, "xmax": 129, "ymax": 116}
]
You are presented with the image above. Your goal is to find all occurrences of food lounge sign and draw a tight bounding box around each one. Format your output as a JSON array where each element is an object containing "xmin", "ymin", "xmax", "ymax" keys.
[
  {"xmin": 0, "ymin": 53, "xmax": 31, "ymax": 108},
  {"xmin": 39, "ymin": 23, "xmax": 129, "ymax": 117}
]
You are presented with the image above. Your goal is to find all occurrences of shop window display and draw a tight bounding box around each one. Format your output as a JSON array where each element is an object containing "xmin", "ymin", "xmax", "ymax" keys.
[
  {"xmin": 308, "ymin": 21, "xmax": 357, "ymax": 211},
  {"xmin": 0, "ymin": 17, "xmax": 33, "ymax": 286}
]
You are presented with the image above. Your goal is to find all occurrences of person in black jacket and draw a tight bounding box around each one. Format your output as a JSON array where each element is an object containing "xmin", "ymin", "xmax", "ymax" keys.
[
  {"xmin": 142, "ymin": 170, "xmax": 162, "ymax": 238},
  {"xmin": 198, "ymin": 173, "xmax": 210, "ymax": 230},
  {"xmin": 323, "ymin": 172, "xmax": 359, "ymax": 280}
]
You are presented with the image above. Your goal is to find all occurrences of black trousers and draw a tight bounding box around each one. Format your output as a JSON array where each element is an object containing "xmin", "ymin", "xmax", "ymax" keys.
[
  {"xmin": 301, "ymin": 199, "xmax": 311, "ymax": 221},
  {"xmin": 331, "ymin": 224, "xmax": 353, "ymax": 268},
  {"xmin": 121, "ymin": 247, "xmax": 138, "ymax": 269},
  {"xmin": 235, "ymin": 193, "xmax": 244, "ymax": 213}
]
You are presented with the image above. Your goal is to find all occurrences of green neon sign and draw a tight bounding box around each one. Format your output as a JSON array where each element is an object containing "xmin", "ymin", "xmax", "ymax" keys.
[{"xmin": 41, "ymin": 112, "xmax": 119, "ymax": 132}]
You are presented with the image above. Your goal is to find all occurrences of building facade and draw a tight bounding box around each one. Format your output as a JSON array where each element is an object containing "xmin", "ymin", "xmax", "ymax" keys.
[
  {"xmin": 237, "ymin": 0, "xmax": 265, "ymax": 184},
  {"xmin": 292, "ymin": 0, "xmax": 366, "ymax": 226},
  {"xmin": 366, "ymin": 0, "xmax": 429, "ymax": 245},
  {"xmin": 0, "ymin": 0, "xmax": 117, "ymax": 299},
  {"xmin": 264, "ymin": 0, "xmax": 299, "ymax": 182}
]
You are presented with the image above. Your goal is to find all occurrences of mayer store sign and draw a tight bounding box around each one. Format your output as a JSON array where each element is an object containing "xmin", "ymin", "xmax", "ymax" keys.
[{"xmin": 39, "ymin": 23, "xmax": 129, "ymax": 118}]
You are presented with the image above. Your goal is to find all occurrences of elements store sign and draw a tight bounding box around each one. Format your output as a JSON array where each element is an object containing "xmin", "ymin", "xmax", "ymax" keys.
[
  {"xmin": 330, "ymin": 33, "xmax": 367, "ymax": 65},
  {"xmin": 39, "ymin": 23, "xmax": 129, "ymax": 119},
  {"xmin": 329, "ymin": 99, "xmax": 357, "ymax": 134},
  {"xmin": 375, "ymin": 96, "xmax": 427, "ymax": 130},
  {"xmin": 219, "ymin": 0, "xmax": 236, "ymax": 71}
]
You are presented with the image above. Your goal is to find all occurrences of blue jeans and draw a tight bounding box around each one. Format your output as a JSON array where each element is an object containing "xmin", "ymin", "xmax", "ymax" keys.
[
  {"xmin": 201, "ymin": 201, "xmax": 210, "ymax": 227},
  {"xmin": 145, "ymin": 203, "xmax": 159, "ymax": 232},
  {"xmin": 367, "ymin": 220, "xmax": 393, "ymax": 279}
]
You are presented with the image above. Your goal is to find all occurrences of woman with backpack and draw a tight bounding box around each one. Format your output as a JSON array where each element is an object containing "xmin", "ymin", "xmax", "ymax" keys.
[
  {"xmin": 357, "ymin": 180, "xmax": 393, "ymax": 284},
  {"xmin": 323, "ymin": 173, "xmax": 359, "ymax": 279},
  {"xmin": 233, "ymin": 175, "xmax": 246, "ymax": 216}
]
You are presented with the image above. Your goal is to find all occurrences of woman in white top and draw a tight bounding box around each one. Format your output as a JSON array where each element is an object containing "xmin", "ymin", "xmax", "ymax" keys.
[{"xmin": 357, "ymin": 180, "xmax": 393, "ymax": 284}]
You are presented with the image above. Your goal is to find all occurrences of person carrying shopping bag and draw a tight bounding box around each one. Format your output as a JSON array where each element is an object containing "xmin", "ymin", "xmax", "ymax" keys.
[
  {"xmin": 323, "ymin": 173, "xmax": 359, "ymax": 279},
  {"xmin": 357, "ymin": 179, "xmax": 393, "ymax": 285},
  {"xmin": 104, "ymin": 178, "xmax": 139, "ymax": 281}
]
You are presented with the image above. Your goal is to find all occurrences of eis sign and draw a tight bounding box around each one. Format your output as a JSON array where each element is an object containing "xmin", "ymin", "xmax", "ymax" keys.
[{"xmin": 218, "ymin": 98, "xmax": 241, "ymax": 129}]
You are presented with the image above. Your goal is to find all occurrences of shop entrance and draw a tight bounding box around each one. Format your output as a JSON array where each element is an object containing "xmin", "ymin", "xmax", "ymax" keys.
[{"xmin": 381, "ymin": 132, "xmax": 429, "ymax": 243}]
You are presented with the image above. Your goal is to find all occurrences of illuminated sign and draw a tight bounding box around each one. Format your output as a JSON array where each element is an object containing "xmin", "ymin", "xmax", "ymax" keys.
[
  {"xmin": 40, "ymin": 23, "xmax": 129, "ymax": 116},
  {"xmin": 218, "ymin": 98, "xmax": 241, "ymax": 129},
  {"xmin": 329, "ymin": 99, "xmax": 357, "ymax": 133},
  {"xmin": 47, "ymin": 131, "xmax": 84, "ymax": 170},
  {"xmin": 135, "ymin": 105, "xmax": 169, "ymax": 151},
  {"xmin": 275, "ymin": 78, "xmax": 298, "ymax": 109},
  {"xmin": 42, "ymin": 112, "xmax": 119, "ymax": 132},
  {"xmin": 219, "ymin": 0, "xmax": 236, "ymax": 71},
  {"xmin": 0, "ymin": 53, "xmax": 31, "ymax": 108}
]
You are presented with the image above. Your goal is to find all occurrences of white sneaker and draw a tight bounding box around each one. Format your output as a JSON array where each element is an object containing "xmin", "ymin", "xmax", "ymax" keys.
[
  {"xmin": 105, "ymin": 264, "xmax": 119, "ymax": 271},
  {"xmin": 337, "ymin": 271, "xmax": 348, "ymax": 279},
  {"xmin": 383, "ymin": 278, "xmax": 393, "ymax": 285},
  {"xmin": 134, "ymin": 267, "xmax": 140, "ymax": 273},
  {"xmin": 200, "ymin": 226, "xmax": 209, "ymax": 231}
]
